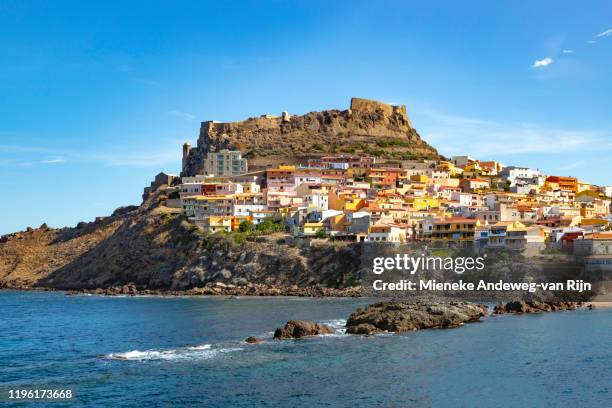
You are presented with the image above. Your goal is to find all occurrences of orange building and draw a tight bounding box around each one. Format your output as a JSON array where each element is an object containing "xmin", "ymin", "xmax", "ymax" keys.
[
  {"xmin": 367, "ymin": 168, "xmax": 403, "ymax": 188},
  {"xmin": 431, "ymin": 217, "xmax": 478, "ymax": 242},
  {"xmin": 545, "ymin": 176, "xmax": 578, "ymax": 192}
]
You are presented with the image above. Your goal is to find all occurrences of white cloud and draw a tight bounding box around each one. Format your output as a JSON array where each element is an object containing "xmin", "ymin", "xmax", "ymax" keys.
[
  {"xmin": 587, "ymin": 40, "xmax": 597, "ymax": 44},
  {"xmin": 42, "ymin": 156, "xmax": 65, "ymax": 164},
  {"xmin": 532, "ymin": 57, "xmax": 553, "ymax": 68},
  {"xmin": 167, "ymin": 110, "xmax": 195, "ymax": 121},
  {"xmin": 562, "ymin": 49, "xmax": 574, "ymax": 54},
  {"xmin": 595, "ymin": 28, "xmax": 612, "ymax": 38},
  {"xmin": 412, "ymin": 108, "xmax": 609, "ymax": 158}
]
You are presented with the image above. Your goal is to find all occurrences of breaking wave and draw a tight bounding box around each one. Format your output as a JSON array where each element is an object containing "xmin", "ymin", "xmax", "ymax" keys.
[
  {"xmin": 320, "ymin": 318, "xmax": 347, "ymax": 335},
  {"xmin": 104, "ymin": 344, "xmax": 242, "ymax": 361}
]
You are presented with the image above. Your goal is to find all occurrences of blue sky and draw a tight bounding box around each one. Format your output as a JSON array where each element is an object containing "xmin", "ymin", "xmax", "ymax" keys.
[{"xmin": 1, "ymin": 0, "xmax": 611, "ymax": 234}]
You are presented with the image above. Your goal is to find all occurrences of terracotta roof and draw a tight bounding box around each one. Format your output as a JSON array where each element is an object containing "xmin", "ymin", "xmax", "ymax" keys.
[{"xmin": 584, "ymin": 232, "xmax": 612, "ymax": 240}]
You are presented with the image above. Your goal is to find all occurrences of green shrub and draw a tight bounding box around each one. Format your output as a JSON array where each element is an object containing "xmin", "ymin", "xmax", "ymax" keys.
[
  {"xmin": 238, "ymin": 220, "xmax": 254, "ymax": 233},
  {"xmin": 311, "ymin": 143, "xmax": 323, "ymax": 151},
  {"xmin": 232, "ymin": 232, "xmax": 248, "ymax": 245},
  {"xmin": 160, "ymin": 211, "xmax": 178, "ymax": 224},
  {"xmin": 314, "ymin": 229, "xmax": 328, "ymax": 239},
  {"xmin": 256, "ymin": 217, "xmax": 283, "ymax": 234}
]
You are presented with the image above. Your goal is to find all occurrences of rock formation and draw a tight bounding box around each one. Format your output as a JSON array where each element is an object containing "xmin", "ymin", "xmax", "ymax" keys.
[
  {"xmin": 273, "ymin": 320, "xmax": 334, "ymax": 339},
  {"xmin": 345, "ymin": 301, "xmax": 489, "ymax": 334},
  {"xmin": 493, "ymin": 300, "xmax": 577, "ymax": 314},
  {"xmin": 182, "ymin": 97, "xmax": 440, "ymax": 175},
  {"xmin": 0, "ymin": 217, "xmax": 124, "ymax": 288}
]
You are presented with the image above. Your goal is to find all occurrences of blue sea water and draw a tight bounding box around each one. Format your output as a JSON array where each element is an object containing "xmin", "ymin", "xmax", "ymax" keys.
[{"xmin": 0, "ymin": 291, "xmax": 610, "ymax": 407}]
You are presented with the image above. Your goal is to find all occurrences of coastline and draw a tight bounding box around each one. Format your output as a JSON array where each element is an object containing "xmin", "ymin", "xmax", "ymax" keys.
[
  {"xmin": 3, "ymin": 285, "xmax": 610, "ymax": 308},
  {"xmin": 0, "ymin": 283, "xmax": 364, "ymax": 298}
]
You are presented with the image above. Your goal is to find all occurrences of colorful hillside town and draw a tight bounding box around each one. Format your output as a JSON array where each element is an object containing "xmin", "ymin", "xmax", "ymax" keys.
[{"xmin": 156, "ymin": 150, "xmax": 612, "ymax": 264}]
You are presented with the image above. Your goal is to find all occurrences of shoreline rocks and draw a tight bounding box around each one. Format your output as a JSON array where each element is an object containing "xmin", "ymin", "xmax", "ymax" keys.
[
  {"xmin": 345, "ymin": 301, "xmax": 489, "ymax": 335},
  {"xmin": 273, "ymin": 320, "xmax": 334, "ymax": 339},
  {"xmin": 493, "ymin": 300, "xmax": 578, "ymax": 314},
  {"xmin": 59, "ymin": 283, "xmax": 364, "ymax": 298}
]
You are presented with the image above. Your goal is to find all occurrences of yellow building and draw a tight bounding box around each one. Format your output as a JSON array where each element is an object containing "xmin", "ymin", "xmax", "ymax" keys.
[
  {"xmin": 303, "ymin": 222, "xmax": 325, "ymax": 236},
  {"xmin": 326, "ymin": 213, "xmax": 349, "ymax": 233},
  {"xmin": 345, "ymin": 197, "xmax": 366, "ymax": 212},
  {"xmin": 410, "ymin": 174, "xmax": 429, "ymax": 183},
  {"xmin": 431, "ymin": 217, "xmax": 479, "ymax": 242},
  {"xmin": 543, "ymin": 180, "xmax": 559, "ymax": 191},
  {"xmin": 328, "ymin": 190, "xmax": 354, "ymax": 211},
  {"xmin": 408, "ymin": 196, "xmax": 439, "ymax": 211},
  {"xmin": 462, "ymin": 162, "xmax": 483, "ymax": 178},
  {"xmin": 202, "ymin": 215, "xmax": 234, "ymax": 233},
  {"xmin": 439, "ymin": 161, "xmax": 462, "ymax": 177}
]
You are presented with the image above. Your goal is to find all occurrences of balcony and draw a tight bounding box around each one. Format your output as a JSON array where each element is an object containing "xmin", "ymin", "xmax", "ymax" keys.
[{"xmin": 489, "ymin": 229, "xmax": 507, "ymax": 237}]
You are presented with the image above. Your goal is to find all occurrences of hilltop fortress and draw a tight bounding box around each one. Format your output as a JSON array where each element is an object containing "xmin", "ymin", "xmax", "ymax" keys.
[{"xmin": 181, "ymin": 97, "xmax": 439, "ymax": 176}]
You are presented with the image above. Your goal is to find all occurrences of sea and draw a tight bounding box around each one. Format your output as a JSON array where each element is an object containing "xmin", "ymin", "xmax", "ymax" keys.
[{"xmin": 1, "ymin": 291, "xmax": 610, "ymax": 407}]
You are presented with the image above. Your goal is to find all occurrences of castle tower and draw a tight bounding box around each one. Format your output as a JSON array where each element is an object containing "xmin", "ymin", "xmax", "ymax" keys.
[
  {"xmin": 281, "ymin": 111, "xmax": 291, "ymax": 122},
  {"xmin": 182, "ymin": 141, "xmax": 191, "ymax": 170}
]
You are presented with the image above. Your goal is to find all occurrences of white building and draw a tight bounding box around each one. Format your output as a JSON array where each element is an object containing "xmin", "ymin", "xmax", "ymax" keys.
[
  {"xmin": 451, "ymin": 155, "xmax": 475, "ymax": 168},
  {"xmin": 366, "ymin": 225, "xmax": 408, "ymax": 243},
  {"xmin": 233, "ymin": 194, "xmax": 266, "ymax": 218},
  {"xmin": 501, "ymin": 166, "xmax": 542, "ymax": 187},
  {"xmin": 304, "ymin": 191, "xmax": 329, "ymax": 211},
  {"xmin": 451, "ymin": 192, "xmax": 482, "ymax": 207},
  {"xmin": 180, "ymin": 182, "xmax": 203, "ymax": 197}
]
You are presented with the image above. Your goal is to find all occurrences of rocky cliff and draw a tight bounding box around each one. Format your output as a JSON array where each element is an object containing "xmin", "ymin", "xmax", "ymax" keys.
[
  {"xmin": 182, "ymin": 97, "xmax": 440, "ymax": 175},
  {"xmin": 0, "ymin": 191, "xmax": 362, "ymax": 292}
]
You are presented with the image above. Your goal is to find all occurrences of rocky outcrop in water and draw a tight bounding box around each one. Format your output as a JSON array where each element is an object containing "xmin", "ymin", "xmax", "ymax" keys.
[
  {"xmin": 273, "ymin": 320, "xmax": 334, "ymax": 339},
  {"xmin": 493, "ymin": 300, "xmax": 577, "ymax": 314},
  {"xmin": 345, "ymin": 301, "xmax": 488, "ymax": 334}
]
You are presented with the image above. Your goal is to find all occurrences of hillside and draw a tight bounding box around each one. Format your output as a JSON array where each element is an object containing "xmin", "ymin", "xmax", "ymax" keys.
[
  {"xmin": 0, "ymin": 191, "xmax": 362, "ymax": 292},
  {"xmin": 182, "ymin": 97, "xmax": 440, "ymax": 175}
]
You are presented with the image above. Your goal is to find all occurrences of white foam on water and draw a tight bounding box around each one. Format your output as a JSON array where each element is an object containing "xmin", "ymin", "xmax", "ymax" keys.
[
  {"xmin": 320, "ymin": 318, "xmax": 348, "ymax": 335},
  {"xmin": 104, "ymin": 344, "xmax": 242, "ymax": 361},
  {"xmin": 187, "ymin": 344, "xmax": 212, "ymax": 350}
]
